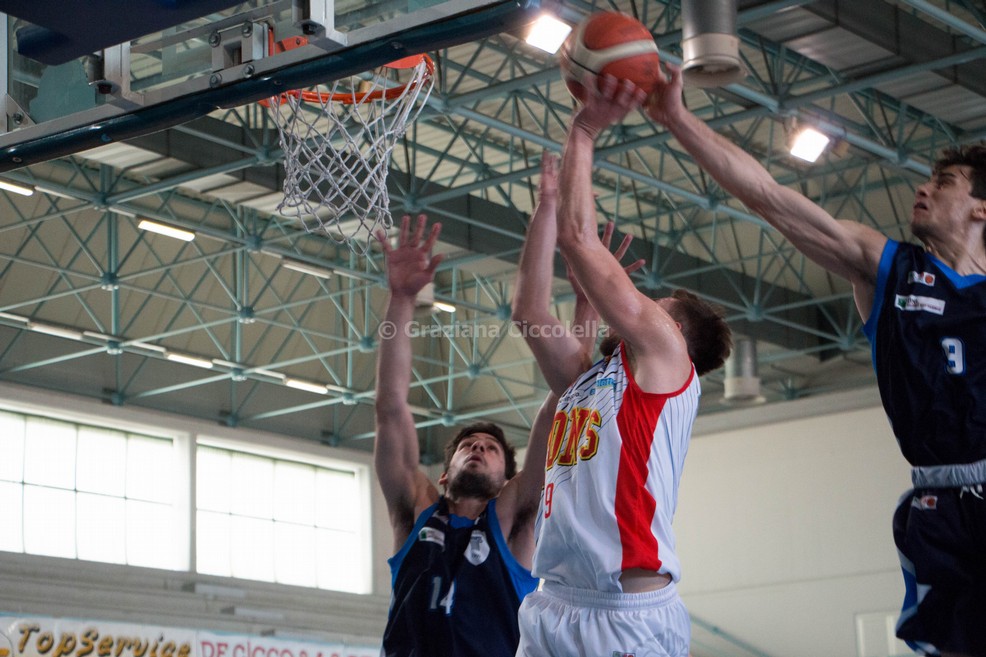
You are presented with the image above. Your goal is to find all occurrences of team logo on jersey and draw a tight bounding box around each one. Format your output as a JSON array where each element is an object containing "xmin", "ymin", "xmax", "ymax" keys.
[
  {"xmin": 596, "ymin": 377, "xmax": 616, "ymax": 388},
  {"xmin": 911, "ymin": 495, "xmax": 938, "ymax": 510},
  {"xmin": 464, "ymin": 529, "xmax": 490, "ymax": 565},
  {"xmin": 418, "ymin": 527, "xmax": 445, "ymax": 546},
  {"xmin": 894, "ymin": 294, "xmax": 945, "ymax": 315},
  {"xmin": 612, "ymin": 652, "xmax": 635, "ymax": 657},
  {"xmin": 908, "ymin": 271, "xmax": 936, "ymax": 286}
]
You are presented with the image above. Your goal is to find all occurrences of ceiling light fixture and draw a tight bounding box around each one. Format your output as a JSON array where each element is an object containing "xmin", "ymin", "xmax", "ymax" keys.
[
  {"xmin": 525, "ymin": 13, "xmax": 572, "ymax": 53},
  {"xmin": 281, "ymin": 258, "xmax": 333, "ymax": 279},
  {"xmin": 82, "ymin": 330, "xmax": 116, "ymax": 341},
  {"xmin": 0, "ymin": 179, "xmax": 35, "ymax": 196},
  {"xmin": 131, "ymin": 341, "xmax": 167, "ymax": 354},
  {"xmin": 0, "ymin": 312, "xmax": 28, "ymax": 324},
  {"xmin": 166, "ymin": 352, "xmax": 214, "ymax": 369},
  {"xmin": 34, "ymin": 184, "xmax": 77, "ymax": 200},
  {"xmin": 285, "ymin": 378, "xmax": 328, "ymax": 394},
  {"xmin": 29, "ymin": 322, "xmax": 84, "ymax": 340},
  {"xmin": 137, "ymin": 219, "xmax": 195, "ymax": 241},
  {"xmin": 789, "ymin": 127, "xmax": 830, "ymax": 163},
  {"xmin": 254, "ymin": 368, "xmax": 286, "ymax": 381}
]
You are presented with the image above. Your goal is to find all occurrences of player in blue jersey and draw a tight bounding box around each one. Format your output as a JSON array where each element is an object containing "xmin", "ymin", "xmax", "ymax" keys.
[
  {"xmin": 645, "ymin": 64, "xmax": 986, "ymax": 657},
  {"xmin": 373, "ymin": 215, "xmax": 555, "ymax": 657}
]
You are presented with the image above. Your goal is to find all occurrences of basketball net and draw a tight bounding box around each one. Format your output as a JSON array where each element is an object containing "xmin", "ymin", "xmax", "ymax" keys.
[{"xmin": 264, "ymin": 53, "xmax": 435, "ymax": 254}]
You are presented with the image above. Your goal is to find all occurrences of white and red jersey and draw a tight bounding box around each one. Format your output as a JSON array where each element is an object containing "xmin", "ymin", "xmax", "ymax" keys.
[{"xmin": 532, "ymin": 343, "xmax": 699, "ymax": 592}]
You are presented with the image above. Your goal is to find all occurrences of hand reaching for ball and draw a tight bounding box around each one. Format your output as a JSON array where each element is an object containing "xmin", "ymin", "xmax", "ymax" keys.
[
  {"xmin": 571, "ymin": 75, "xmax": 648, "ymax": 138},
  {"xmin": 644, "ymin": 62, "xmax": 685, "ymax": 126}
]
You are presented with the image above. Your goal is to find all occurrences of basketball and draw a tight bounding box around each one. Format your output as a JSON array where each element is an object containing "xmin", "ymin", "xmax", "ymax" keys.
[{"xmin": 560, "ymin": 11, "xmax": 662, "ymax": 103}]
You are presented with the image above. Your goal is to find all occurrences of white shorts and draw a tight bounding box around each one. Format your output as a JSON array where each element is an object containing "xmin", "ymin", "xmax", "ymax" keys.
[{"xmin": 516, "ymin": 581, "xmax": 690, "ymax": 657}]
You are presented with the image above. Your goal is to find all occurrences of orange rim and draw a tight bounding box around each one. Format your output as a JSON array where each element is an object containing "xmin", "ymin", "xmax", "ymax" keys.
[{"xmin": 260, "ymin": 34, "xmax": 435, "ymax": 107}]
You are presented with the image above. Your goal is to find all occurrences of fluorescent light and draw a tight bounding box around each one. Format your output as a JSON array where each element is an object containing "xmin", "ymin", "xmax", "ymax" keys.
[
  {"xmin": 29, "ymin": 322, "xmax": 83, "ymax": 340},
  {"xmin": 433, "ymin": 301, "xmax": 457, "ymax": 313},
  {"xmin": 138, "ymin": 219, "xmax": 195, "ymax": 241},
  {"xmin": 281, "ymin": 258, "xmax": 333, "ymax": 279},
  {"xmin": 34, "ymin": 184, "xmax": 77, "ymax": 200},
  {"xmin": 285, "ymin": 378, "xmax": 328, "ymax": 394},
  {"xmin": 166, "ymin": 352, "xmax": 214, "ymax": 369},
  {"xmin": 131, "ymin": 341, "xmax": 167, "ymax": 354},
  {"xmin": 83, "ymin": 331, "xmax": 116, "ymax": 341},
  {"xmin": 254, "ymin": 368, "xmax": 286, "ymax": 381},
  {"xmin": 0, "ymin": 179, "xmax": 34, "ymax": 196},
  {"xmin": 0, "ymin": 312, "xmax": 28, "ymax": 324},
  {"xmin": 525, "ymin": 13, "xmax": 572, "ymax": 53},
  {"xmin": 790, "ymin": 127, "xmax": 830, "ymax": 163}
]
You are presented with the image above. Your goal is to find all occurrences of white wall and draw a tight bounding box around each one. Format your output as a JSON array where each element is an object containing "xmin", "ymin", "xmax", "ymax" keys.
[{"xmin": 676, "ymin": 387, "xmax": 913, "ymax": 657}]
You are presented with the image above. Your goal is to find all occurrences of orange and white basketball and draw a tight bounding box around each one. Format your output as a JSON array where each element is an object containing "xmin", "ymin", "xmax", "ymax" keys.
[{"xmin": 560, "ymin": 11, "xmax": 663, "ymax": 103}]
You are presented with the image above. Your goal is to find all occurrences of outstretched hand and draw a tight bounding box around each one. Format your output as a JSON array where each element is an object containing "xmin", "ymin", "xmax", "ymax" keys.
[
  {"xmin": 376, "ymin": 214, "xmax": 444, "ymax": 298},
  {"xmin": 571, "ymin": 75, "xmax": 648, "ymax": 139},
  {"xmin": 644, "ymin": 62, "xmax": 685, "ymax": 126}
]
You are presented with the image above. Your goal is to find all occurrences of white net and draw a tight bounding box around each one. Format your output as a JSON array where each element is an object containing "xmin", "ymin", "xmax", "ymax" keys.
[{"xmin": 266, "ymin": 56, "xmax": 435, "ymax": 254}]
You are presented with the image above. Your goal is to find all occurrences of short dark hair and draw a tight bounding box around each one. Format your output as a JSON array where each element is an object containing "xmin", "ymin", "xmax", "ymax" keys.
[
  {"xmin": 934, "ymin": 144, "xmax": 986, "ymax": 200},
  {"xmin": 443, "ymin": 422, "xmax": 517, "ymax": 480},
  {"xmin": 668, "ymin": 289, "xmax": 732, "ymax": 376}
]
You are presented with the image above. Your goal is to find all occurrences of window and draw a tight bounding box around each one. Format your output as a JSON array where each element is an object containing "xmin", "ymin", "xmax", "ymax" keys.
[
  {"xmin": 195, "ymin": 445, "xmax": 367, "ymax": 593},
  {"xmin": 0, "ymin": 404, "xmax": 371, "ymax": 596},
  {"xmin": 0, "ymin": 410, "xmax": 178, "ymax": 568}
]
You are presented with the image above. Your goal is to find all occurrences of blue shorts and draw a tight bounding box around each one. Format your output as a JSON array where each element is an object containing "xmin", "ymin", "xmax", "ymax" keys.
[{"xmin": 893, "ymin": 461, "xmax": 986, "ymax": 656}]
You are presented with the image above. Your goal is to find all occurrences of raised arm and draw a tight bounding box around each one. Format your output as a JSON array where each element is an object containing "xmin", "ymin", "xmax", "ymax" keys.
[
  {"xmin": 494, "ymin": 390, "xmax": 560, "ymax": 570},
  {"xmin": 556, "ymin": 76, "xmax": 692, "ymax": 393},
  {"xmin": 512, "ymin": 151, "xmax": 593, "ymax": 394},
  {"xmin": 374, "ymin": 215, "xmax": 444, "ymax": 546},
  {"xmin": 646, "ymin": 64, "xmax": 887, "ymax": 317},
  {"xmin": 565, "ymin": 221, "xmax": 644, "ymax": 355}
]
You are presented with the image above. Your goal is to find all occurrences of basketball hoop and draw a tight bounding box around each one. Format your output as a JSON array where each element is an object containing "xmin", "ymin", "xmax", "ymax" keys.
[{"xmin": 263, "ymin": 45, "xmax": 435, "ymax": 254}]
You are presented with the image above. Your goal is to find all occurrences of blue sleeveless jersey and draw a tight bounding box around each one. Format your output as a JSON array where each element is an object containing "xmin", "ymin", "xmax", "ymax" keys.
[
  {"xmin": 382, "ymin": 497, "xmax": 538, "ymax": 657},
  {"xmin": 863, "ymin": 240, "xmax": 986, "ymax": 466}
]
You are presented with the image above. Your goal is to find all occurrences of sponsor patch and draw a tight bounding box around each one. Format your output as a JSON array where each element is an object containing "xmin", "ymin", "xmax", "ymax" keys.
[
  {"xmin": 894, "ymin": 294, "xmax": 945, "ymax": 315},
  {"xmin": 596, "ymin": 377, "xmax": 616, "ymax": 388},
  {"xmin": 612, "ymin": 653, "xmax": 635, "ymax": 657},
  {"xmin": 907, "ymin": 271, "xmax": 936, "ymax": 286},
  {"xmin": 418, "ymin": 527, "xmax": 445, "ymax": 547},
  {"xmin": 911, "ymin": 495, "xmax": 938, "ymax": 510}
]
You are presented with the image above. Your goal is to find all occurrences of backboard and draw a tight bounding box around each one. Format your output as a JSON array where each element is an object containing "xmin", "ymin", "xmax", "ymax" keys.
[{"xmin": 0, "ymin": 0, "xmax": 542, "ymax": 172}]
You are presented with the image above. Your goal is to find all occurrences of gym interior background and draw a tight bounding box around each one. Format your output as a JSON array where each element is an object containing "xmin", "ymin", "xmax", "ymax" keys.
[{"xmin": 0, "ymin": 1, "xmax": 980, "ymax": 656}]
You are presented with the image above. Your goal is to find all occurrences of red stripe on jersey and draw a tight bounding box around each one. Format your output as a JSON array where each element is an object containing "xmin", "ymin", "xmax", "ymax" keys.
[{"xmin": 613, "ymin": 346, "xmax": 693, "ymax": 573}]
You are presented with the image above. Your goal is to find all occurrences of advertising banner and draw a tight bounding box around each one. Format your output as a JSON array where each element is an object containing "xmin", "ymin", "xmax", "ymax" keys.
[{"xmin": 0, "ymin": 616, "xmax": 378, "ymax": 657}]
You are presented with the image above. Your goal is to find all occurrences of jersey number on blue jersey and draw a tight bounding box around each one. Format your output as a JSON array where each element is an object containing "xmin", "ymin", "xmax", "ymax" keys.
[{"xmin": 429, "ymin": 577, "xmax": 455, "ymax": 615}]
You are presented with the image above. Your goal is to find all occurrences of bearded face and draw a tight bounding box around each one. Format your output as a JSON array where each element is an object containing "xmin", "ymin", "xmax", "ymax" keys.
[
  {"xmin": 446, "ymin": 469, "xmax": 504, "ymax": 500},
  {"xmin": 440, "ymin": 432, "xmax": 508, "ymax": 501}
]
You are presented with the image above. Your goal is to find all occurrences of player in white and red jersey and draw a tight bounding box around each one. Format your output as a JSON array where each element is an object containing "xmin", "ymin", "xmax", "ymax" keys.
[
  {"xmin": 533, "ymin": 340, "xmax": 699, "ymax": 592},
  {"xmin": 510, "ymin": 98, "xmax": 731, "ymax": 656}
]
